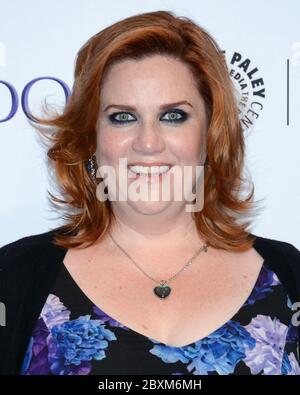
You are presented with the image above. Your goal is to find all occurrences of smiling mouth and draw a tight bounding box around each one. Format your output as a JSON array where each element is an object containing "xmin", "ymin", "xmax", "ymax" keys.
[{"xmin": 127, "ymin": 164, "xmax": 173, "ymax": 182}]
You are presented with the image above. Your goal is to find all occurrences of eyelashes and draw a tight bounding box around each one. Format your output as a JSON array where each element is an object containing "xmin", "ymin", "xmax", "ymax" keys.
[{"xmin": 108, "ymin": 109, "xmax": 189, "ymax": 125}]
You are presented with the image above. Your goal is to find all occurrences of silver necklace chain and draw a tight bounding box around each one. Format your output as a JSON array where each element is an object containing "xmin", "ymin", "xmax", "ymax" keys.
[{"xmin": 108, "ymin": 231, "xmax": 210, "ymax": 286}]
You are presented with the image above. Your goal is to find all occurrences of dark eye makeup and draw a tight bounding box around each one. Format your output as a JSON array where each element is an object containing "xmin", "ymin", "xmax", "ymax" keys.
[{"xmin": 108, "ymin": 109, "xmax": 189, "ymax": 125}]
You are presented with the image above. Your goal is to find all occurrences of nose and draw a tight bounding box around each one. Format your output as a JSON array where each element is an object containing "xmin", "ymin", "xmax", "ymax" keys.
[{"xmin": 132, "ymin": 122, "xmax": 165, "ymax": 155}]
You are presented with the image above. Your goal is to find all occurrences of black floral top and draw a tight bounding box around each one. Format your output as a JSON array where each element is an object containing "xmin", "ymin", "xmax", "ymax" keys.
[{"xmin": 21, "ymin": 260, "xmax": 300, "ymax": 375}]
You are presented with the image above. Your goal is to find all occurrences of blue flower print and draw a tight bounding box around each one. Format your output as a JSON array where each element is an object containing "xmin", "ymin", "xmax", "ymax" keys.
[
  {"xmin": 48, "ymin": 315, "xmax": 117, "ymax": 374},
  {"xmin": 149, "ymin": 320, "xmax": 255, "ymax": 375}
]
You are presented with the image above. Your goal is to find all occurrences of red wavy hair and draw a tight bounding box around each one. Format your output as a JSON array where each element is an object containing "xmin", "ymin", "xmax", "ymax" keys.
[{"xmin": 30, "ymin": 10, "xmax": 263, "ymax": 251}]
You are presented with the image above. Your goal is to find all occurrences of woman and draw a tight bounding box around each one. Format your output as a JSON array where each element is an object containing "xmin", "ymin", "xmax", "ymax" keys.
[{"xmin": 0, "ymin": 10, "xmax": 300, "ymax": 375}]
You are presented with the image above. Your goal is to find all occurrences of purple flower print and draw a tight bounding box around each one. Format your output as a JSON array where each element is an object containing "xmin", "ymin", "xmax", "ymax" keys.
[
  {"xmin": 243, "ymin": 314, "xmax": 289, "ymax": 375},
  {"xmin": 40, "ymin": 294, "xmax": 70, "ymax": 330},
  {"xmin": 21, "ymin": 318, "xmax": 51, "ymax": 374},
  {"xmin": 245, "ymin": 266, "xmax": 280, "ymax": 306}
]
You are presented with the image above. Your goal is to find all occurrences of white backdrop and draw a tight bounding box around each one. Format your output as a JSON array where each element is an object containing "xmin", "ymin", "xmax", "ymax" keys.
[{"xmin": 0, "ymin": 0, "xmax": 299, "ymax": 248}]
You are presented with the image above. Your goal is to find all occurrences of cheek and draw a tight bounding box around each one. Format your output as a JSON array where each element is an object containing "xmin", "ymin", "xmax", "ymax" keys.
[
  {"xmin": 96, "ymin": 129, "xmax": 129, "ymax": 164},
  {"xmin": 171, "ymin": 129, "xmax": 205, "ymax": 162}
]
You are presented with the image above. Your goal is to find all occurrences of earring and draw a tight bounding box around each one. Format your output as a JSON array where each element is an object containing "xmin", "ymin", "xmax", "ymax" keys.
[
  {"xmin": 86, "ymin": 154, "xmax": 97, "ymax": 178},
  {"xmin": 86, "ymin": 153, "xmax": 108, "ymax": 194}
]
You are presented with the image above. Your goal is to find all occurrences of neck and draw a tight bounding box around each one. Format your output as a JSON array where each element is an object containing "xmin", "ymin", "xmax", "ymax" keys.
[{"xmin": 107, "ymin": 202, "xmax": 205, "ymax": 250}]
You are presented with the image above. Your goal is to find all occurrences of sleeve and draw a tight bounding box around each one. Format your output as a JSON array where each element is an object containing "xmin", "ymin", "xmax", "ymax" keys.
[
  {"xmin": 283, "ymin": 242, "xmax": 300, "ymax": 298},
  {"xmin": 0, "ymin": 238, "xmax": 35, "ymax": 374}
]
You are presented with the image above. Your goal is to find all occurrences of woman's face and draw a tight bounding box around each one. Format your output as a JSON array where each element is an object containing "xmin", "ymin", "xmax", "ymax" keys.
[{"xmin": 95, "ymin": 54, "xmax": 208, "ymax": 215}]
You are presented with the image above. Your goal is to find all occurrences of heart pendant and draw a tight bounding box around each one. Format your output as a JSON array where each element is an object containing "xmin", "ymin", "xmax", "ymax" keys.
[{"xmin": 153, "ymin": 284, "xmax": 171, "ymax": 299}]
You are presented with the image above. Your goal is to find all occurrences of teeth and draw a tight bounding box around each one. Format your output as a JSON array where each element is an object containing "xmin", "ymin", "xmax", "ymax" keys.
[{"xmin": 129, "ymin": 165, "xmax": 171, "ymax": 175}]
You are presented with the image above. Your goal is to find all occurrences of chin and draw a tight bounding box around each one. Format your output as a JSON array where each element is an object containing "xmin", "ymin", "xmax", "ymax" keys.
[{"xmin": 127, "ymin": 200, "xmax": 173, "ymax": 215}]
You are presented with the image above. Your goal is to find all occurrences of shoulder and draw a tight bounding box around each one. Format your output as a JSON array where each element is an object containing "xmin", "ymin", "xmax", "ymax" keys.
[
  {"xmin": 252, "ymin": 233, "xmax": 300, "ymax": 302},
  {"xmin": 0, "ymin": 227, "xmax": 67, "ymax": 274},
  {"xmin": 252, "ymin": 233, "xmax": 300, "ymax": 262}
]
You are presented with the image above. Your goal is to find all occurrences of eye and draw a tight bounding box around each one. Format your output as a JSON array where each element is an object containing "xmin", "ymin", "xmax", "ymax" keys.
[
  {"xmin": 161, "ymin": 109, "xmax": 188, "ymax": 123},
  {"xmin": 108, "ymin": 112, "xmax": 136, "ymax": 124},
  {"xmin": 108, "ymin": 109, "xmax": 189, "ymax": 125}
]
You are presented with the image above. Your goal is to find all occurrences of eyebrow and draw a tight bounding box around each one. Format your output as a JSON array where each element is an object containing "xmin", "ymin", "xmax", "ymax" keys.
[{"xmin": 103, "ymin": 100, "xmax": 193, "ymax": 112}]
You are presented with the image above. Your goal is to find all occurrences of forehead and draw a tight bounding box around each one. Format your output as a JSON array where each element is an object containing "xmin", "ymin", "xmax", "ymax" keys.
[{"xmin": 100, "ymin": 55, "xmax": 201, "ymax": 103}]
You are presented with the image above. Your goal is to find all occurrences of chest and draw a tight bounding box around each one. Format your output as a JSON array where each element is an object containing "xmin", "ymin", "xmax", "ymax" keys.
[{"xmin": 62, "ymin": 244, "xmax": 264, "ymax": 348}]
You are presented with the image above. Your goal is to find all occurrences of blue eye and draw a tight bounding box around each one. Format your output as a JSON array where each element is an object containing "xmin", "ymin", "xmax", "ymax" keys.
[{"xmin": 108, "ymin": 109, "xmax": 188, "ymax": 125}]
